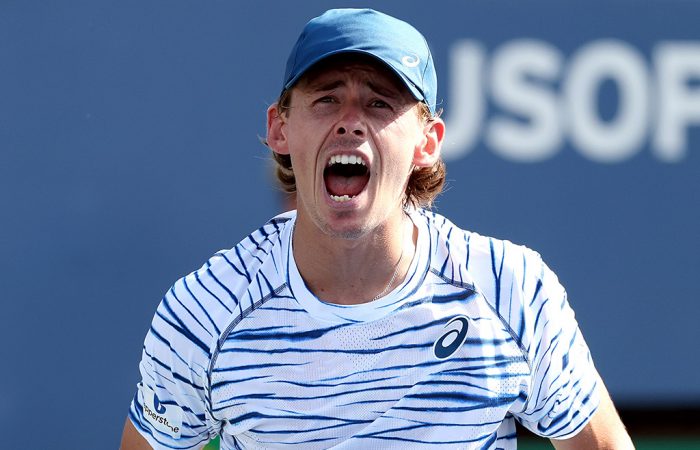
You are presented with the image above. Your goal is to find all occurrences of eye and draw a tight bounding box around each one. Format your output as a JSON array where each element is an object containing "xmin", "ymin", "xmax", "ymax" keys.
[
  {"xmin": 370, "ymin": 99, "xmax": 391, "ymax": 108},
  {"xmin": 317, "ymin": 95, "xmax": 337, "ymax": 104}
]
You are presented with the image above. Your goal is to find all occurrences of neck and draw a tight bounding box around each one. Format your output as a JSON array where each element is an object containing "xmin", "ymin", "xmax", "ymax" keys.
[{"xmin": 292, "ymin": 209, "xmax": 416, "ymax": 305}]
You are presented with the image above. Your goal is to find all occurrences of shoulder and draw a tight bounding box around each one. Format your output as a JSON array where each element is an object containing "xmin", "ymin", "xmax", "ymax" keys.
[
  {"xmin": 418, "ymin": 209, "xmax": 542, "ymax": 289},
  {"xmin": 149, "ymin": 212, "xmax": 294, "ymax": 361},
  {"xmin": 419, "ymin": 209, "xmax": 555, "ymax": 350},
  {"xmin": 203, "ymin": 211, "xmax": 293, "ymax": 300}
]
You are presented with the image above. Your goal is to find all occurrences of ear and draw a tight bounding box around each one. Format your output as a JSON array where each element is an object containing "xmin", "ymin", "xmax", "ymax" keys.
[
  {"xmin": 413, "ymin": 116, "xmax": 445, "ymax": 167},
  {"xmin": 267, "ymin": 102, "xmax": 289, "ymax": 155}
]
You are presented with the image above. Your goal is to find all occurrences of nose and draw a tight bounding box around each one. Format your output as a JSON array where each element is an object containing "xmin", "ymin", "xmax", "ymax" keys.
[{"xmin": 335, "ymin": 102, "xmax": 366, "ymax": 137}]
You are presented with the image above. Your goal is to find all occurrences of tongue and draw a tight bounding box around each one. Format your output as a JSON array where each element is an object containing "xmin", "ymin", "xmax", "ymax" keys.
[{"xmin": 325, "ymin": 173, "xmax": 369, "ymax": 197}]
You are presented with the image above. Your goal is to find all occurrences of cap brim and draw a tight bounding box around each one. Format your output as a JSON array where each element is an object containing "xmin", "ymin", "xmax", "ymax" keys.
[{"xmin": 283, "ymin": 49, "xmax": 425, "ymax": 104}]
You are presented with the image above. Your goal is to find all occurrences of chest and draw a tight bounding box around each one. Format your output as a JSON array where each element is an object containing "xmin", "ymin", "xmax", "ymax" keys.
[{"xmin": 210, "ymin": 293, "xmax": 530, "ymax": 448}]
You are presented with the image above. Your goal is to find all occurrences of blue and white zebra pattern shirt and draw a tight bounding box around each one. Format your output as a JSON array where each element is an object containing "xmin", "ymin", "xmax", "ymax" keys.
[{"xmin": 129, "ymin": 209, "xmax": 600, "ymax": 449}]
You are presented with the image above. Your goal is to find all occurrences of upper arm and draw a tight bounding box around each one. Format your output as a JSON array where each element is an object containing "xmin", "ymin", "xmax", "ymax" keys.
[
  {"xmin": 504, "ymin": 247, "xmax": 631, "ymax": 446},
  {"xmin": 120, "ymin": 418, "xmax": 153, "ymax": 450},
  {"xmin": 550, "ymin": 378, "xmax": 634, "ymax": 450},
  {"xmin": 126, "ymin": 285, "xmax": 220, "ymax": 449},
  {"xmin": 511, "ymin": 248, "xmax": 602, "ymax": 437}
]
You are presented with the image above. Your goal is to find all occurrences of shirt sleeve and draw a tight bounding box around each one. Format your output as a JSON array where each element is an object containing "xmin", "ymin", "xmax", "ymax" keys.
[
  {"xmin": 513, "ymin": 249, "xmax": 601, "ymax": 439},
  {"xmin": 128, "ymin": 286, "xmax": 220, "ymax": 449}
]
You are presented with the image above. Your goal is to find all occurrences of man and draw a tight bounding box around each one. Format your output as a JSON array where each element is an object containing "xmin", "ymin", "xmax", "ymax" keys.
[{"xmin": 121, "ymin": 8, "xmax": 633, "ymax": 449}]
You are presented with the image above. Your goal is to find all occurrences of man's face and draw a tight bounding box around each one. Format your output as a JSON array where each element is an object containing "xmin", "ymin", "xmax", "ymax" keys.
[{"xmin": 267, "ymin": 56, "xmax": 441, "ymax": 239}]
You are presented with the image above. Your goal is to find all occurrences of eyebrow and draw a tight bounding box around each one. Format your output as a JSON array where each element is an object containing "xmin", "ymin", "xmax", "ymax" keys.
[
  {"xmin": 305, "ymin": 78, "xmax": 402, "ymax": 99},
  {"xmin": 307, "ymin": 79, "xmax": 344, "ymax": 92},
  {"xmin": 367, "ymin": 81, "xmax": 401, "ymax": 99}
]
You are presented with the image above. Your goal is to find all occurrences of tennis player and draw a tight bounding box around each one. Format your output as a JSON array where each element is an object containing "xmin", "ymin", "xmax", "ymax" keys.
[{"xmin": 120, "ymin": 8, "xmax": 634, "ymax": 449}]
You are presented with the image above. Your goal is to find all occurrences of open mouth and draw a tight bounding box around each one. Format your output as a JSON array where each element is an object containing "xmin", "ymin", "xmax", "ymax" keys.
[{"xmin": 323, "ymin": 154, "xmax": 370, "ymax": 202}]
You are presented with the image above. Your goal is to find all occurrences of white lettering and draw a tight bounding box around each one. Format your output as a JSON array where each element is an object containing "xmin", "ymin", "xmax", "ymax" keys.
[
  {"xmin": 487, "ymin": 40, "xmax": 564, "ymax": 162},
  {"xmin": 441, "ymin": 40, "xmax": 485, "ymax": 160},
  {"xmin": 653, "ymin": 42, "xmax": 700, "ymax": 162},
  {"xmin": 564, "ymin": 40, "xmax": 649, "ymax": 163},
  {"xmin": 442, "ymin": 38, "xmax": 695, "ymax": 163}
]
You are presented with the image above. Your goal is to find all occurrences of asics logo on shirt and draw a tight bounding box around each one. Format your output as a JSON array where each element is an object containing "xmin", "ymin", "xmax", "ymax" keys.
[{"xmin": 433, "ymin": 316, "xmax": 469, "ymax": 360}]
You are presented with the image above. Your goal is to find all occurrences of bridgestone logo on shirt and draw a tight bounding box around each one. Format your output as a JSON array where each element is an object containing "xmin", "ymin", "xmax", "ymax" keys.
[{"xmin": 140, "ymin": 384, "xmax": 183, "ymax": 439}]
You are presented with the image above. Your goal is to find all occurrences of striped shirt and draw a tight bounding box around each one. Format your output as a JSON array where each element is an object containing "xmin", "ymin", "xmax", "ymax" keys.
[{"xmin": 129, "ymin": 209, "xmax": 600, "ymax": 449}]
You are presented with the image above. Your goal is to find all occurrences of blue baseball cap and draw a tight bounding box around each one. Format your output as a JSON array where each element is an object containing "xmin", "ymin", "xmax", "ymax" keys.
[{"xmin": 283, "ymin": 8, "xmax": 437, "ymax": 114}]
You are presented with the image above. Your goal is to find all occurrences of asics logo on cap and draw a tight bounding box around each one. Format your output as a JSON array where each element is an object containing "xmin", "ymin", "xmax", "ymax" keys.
[{"xmin": 402, "ymin": 54, "xmax": 420, "ymax": 67}]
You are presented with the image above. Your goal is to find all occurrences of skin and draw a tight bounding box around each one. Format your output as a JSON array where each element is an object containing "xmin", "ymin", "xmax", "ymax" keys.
[
  {"xmin": 120, "ymin": 56, "xmax": 634, "ymax": 449},
  {"xmin": 120, "ymin": 420, "xmax": 150, "ymax": 450},
  {"xmin": 266, "ymin": 56, "xmax": 443, "ymax": 304}
]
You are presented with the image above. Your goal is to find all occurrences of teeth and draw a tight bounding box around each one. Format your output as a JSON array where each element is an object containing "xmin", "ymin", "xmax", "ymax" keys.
[
  {"xmin": 328, "ymin": 154, "xmax": 366, "ymax": 166},
  {"xmin": 330, "ymin": 194, "xmax": 354, "ymax": 202}
]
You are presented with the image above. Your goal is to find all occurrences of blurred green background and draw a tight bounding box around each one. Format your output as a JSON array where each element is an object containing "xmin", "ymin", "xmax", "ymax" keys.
[{"xmin": 202, "ymin": 435, "xmax": 700, "ymax": 449}]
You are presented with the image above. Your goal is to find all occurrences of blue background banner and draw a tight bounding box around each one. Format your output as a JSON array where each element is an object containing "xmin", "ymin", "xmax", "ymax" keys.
[{"xmin": 1, "ymin": 1, "xmax": 698, "ymax": 447}]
